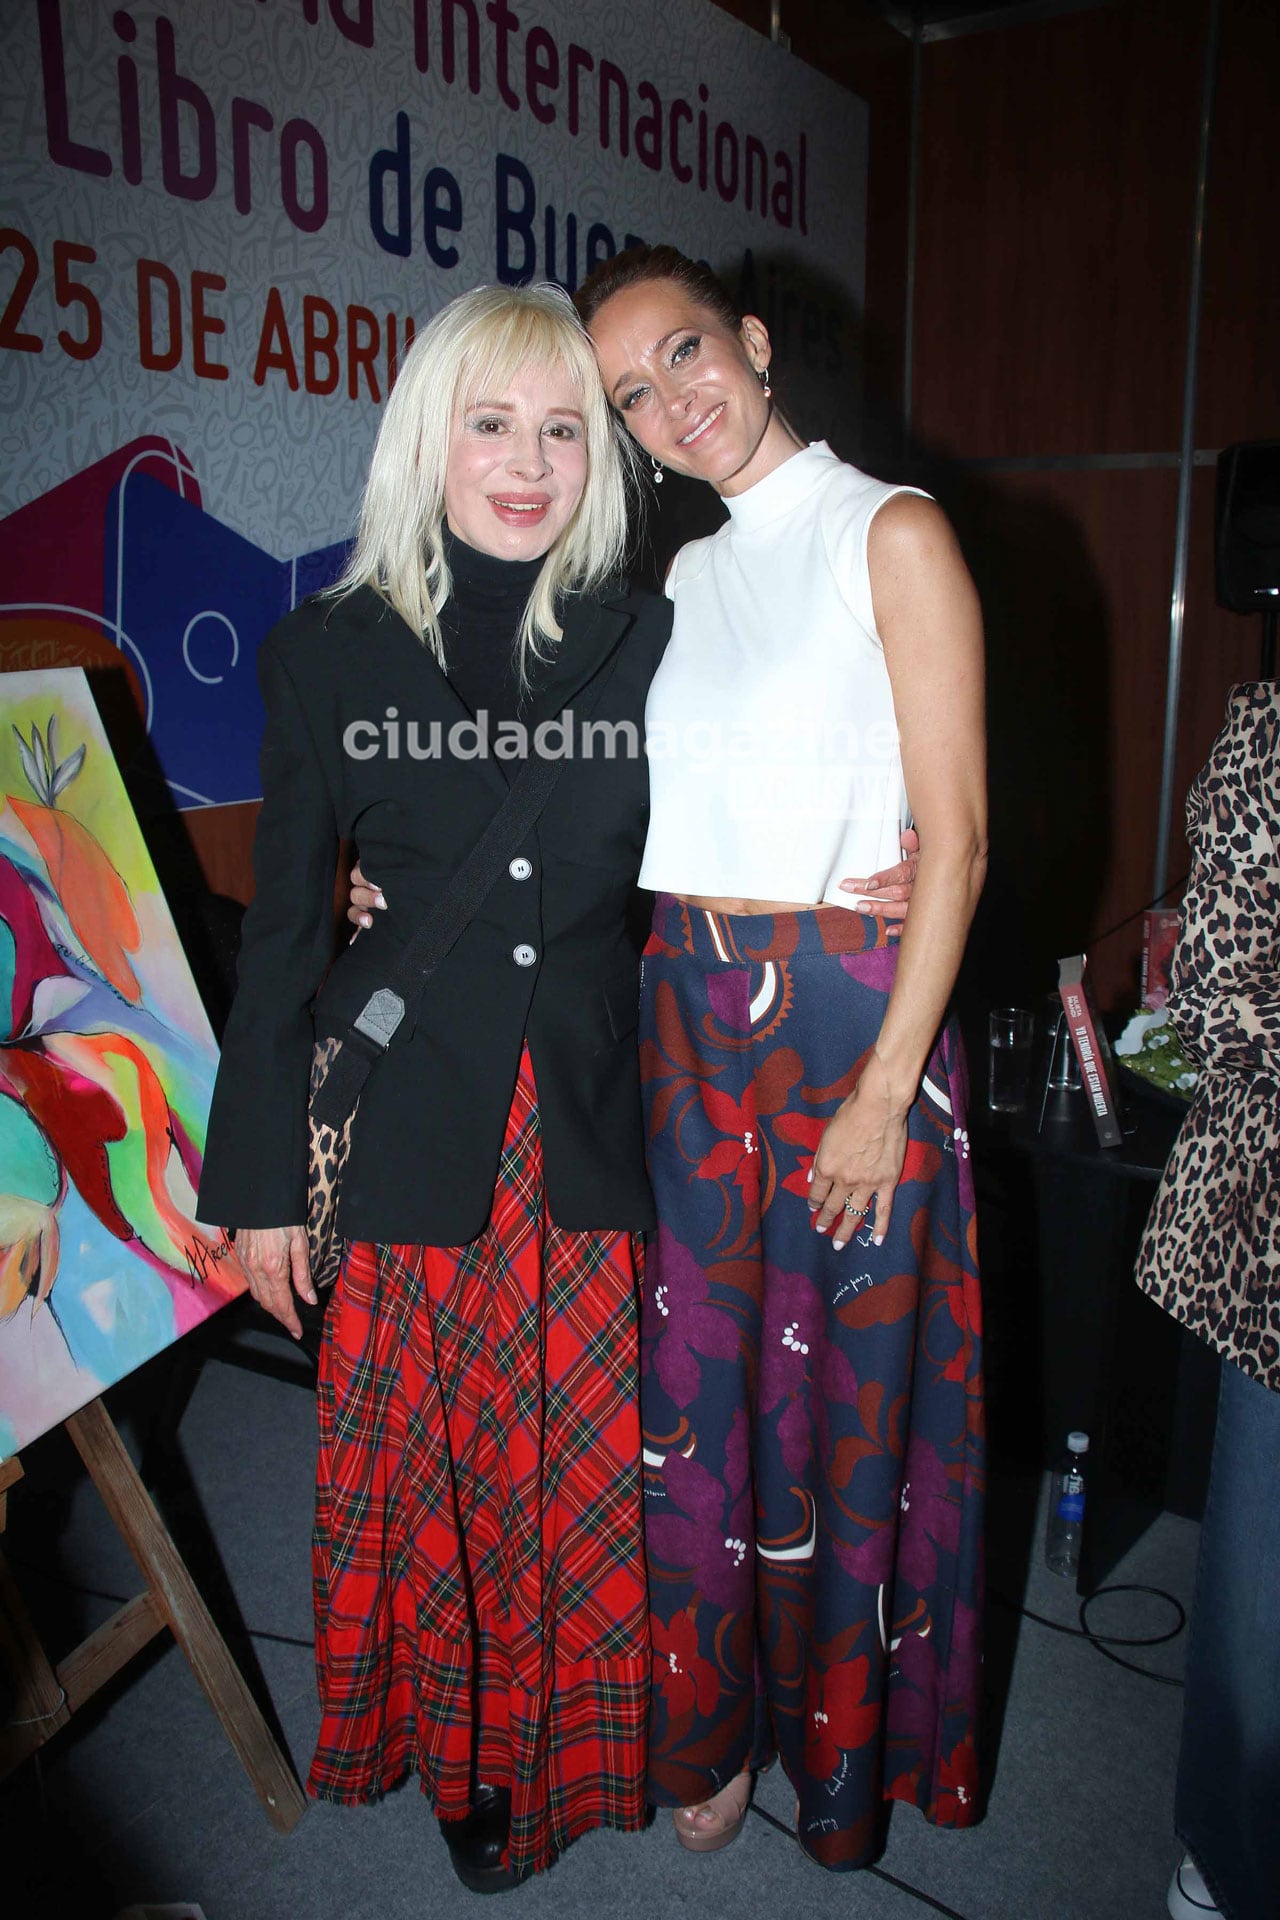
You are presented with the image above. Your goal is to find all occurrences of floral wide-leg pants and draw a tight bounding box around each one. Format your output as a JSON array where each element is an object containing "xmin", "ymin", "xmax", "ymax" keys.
[{"xmin": 639, "ymin": 896, "xmax": 985, "ymax": 1871}]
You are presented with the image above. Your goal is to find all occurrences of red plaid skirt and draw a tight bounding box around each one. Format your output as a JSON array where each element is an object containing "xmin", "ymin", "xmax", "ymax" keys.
[{"xmin": 308, "ymin": 1048, "xmax": 650, "ymax": 1877}]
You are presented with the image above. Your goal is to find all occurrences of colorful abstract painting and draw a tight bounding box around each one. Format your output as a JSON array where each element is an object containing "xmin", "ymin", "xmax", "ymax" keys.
[{"xmin": 0, "ymin": 668, "xmax": 246, "ymax": 1455}]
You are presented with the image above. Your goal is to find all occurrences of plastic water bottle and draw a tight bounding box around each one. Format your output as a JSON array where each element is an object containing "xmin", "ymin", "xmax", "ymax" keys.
[{"xmin": 1045, "ymin": 1431, "xmax": 1089, "ymax": 1577}]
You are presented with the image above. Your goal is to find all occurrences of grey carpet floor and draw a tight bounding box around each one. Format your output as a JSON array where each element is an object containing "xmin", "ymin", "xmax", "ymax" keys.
[{"xmin": 3, "ymin": 1337, "xmax": 1197, "ymax": 1920}]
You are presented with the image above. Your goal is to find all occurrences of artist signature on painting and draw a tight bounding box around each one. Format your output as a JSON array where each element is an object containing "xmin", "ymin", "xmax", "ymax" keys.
[{"xmin": 182, "ymin": 1233, "xmax": 234, "ymax": 1288}]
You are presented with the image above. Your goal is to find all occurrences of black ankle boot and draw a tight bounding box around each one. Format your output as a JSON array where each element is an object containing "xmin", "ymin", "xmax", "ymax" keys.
[{"xmin": 439, "ymin": 1785, "xmax": 516, "ymax": 1894}]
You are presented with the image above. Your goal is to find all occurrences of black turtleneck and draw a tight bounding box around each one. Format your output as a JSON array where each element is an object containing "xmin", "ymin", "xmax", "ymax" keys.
[{"xmin": 438, "ymin": 523, "xmax": 548, "ymax": 734}]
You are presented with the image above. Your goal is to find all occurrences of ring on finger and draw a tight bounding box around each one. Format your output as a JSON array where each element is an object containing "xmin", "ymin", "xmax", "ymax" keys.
[{"xmin": 843, "ymin": 1197, "xmax": 867, "ymax": 1217}]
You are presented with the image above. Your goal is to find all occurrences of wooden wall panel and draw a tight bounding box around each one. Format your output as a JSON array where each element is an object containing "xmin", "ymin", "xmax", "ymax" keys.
[
  {"xmin": 1196, "ymin": 0, "xmax": 1280, "ymax": 447},
  {"xmin": 913, "ymin": 0, "xmax": 1206, "ymax": 458},
  {"xmin": 907, "ymin": 0, "xmax": 1272, "ymax": 1014},
  {"xmin": 941, "ymin": 467, "xmax": 1180, "ymax": 1013},
  {"xmin": 1169, "ymin": 467, "xmax": 1269, "ymax": 828}
]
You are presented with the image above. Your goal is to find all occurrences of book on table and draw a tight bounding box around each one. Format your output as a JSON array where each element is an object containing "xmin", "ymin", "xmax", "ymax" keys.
[{"xmin": 1057, "ymin": 954, "xmax": 1124, "ymax": 1148}]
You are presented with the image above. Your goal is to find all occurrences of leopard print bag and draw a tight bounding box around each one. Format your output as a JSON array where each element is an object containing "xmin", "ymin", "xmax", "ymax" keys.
[{"xmin": 307, "ymin": 1035, "xmax": 355, "ymax": 1292}]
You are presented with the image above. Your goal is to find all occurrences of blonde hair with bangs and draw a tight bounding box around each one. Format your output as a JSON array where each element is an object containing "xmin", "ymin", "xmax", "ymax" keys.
[{"xmin": 334, "ymin": 283, "xmax": 634, "ymax": 678}]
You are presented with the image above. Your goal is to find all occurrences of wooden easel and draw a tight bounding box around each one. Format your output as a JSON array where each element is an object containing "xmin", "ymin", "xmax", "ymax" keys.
[{"xmin": 0, "ymin": 1395, "xmax": 305, "ymax": 1832}]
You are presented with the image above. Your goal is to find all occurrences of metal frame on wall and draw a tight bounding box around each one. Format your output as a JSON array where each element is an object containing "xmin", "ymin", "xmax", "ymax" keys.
[{"xmin": 1155, "ymin": 0, "xmax": 1222, "ymax": 901}]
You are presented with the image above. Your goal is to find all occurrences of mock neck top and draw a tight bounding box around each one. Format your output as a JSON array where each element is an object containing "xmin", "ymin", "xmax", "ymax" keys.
[
  {"xmin": 719, "ymin": 438, "xmax": 837, "ymax": 533},
  {"xmin": 637, "ymin": 443, "xmax": 929, "ymax": 905},
  {"xmin": 439, "ymin": 523, "xmax": 547, "ymax": 730}
]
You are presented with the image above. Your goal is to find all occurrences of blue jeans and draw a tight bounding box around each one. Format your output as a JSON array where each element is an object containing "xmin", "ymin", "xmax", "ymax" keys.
[{"xmin": 1176, "ymin": 1355, "xmax": 1280, "ymax": 1920}]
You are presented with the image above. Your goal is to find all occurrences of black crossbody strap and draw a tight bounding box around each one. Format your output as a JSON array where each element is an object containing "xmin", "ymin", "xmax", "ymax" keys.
[{"xmin": 310, "ymin": 623, "xmax": 629, "ymax": 1128}]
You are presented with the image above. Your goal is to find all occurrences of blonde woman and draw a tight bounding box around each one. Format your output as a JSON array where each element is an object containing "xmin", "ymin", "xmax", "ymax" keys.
[{"xmin": 199, "ymin": 285, "xmax": 673, "ymax": 1889}]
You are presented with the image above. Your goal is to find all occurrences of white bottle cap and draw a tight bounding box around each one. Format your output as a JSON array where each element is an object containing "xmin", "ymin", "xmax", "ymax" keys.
[{"xmin": 1067, "ymin": 1431, "xmax": 1089, "ymax": 1453}]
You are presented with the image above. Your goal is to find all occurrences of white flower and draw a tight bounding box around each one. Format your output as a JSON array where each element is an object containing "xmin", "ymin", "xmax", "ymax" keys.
[{"xmin": 1116, "ymin": 1009, "xmax": 1169, "ymax": 1056}]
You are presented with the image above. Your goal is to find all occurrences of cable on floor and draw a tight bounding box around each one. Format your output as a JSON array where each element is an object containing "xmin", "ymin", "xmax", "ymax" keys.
[
  {"xmin": 993, "ymin": 1581, "xmax": 1186, "ymax": 1687},
  {"xmin": 867, "ymin": 1866, "xmax": 975, "ymax": 1920},
  {"xmin": 17, "ymin": 1555, "xmax": 1188, "ymax": 1683},
  {"xmin": 751, "ymin": 1805, "xmax": 974, "ymax": 1920}
]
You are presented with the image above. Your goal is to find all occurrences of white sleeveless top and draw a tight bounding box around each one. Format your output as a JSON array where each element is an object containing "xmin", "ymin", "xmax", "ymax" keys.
[{"xmin": 638, "ymin": 442, "xmax": 928, "ymax": 907}]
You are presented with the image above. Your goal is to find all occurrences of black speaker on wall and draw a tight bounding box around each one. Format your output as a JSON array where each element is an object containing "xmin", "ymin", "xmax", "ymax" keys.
[{"xmin": 1215, "ymin": 440, "xmax": 1280, "ymax": 613}]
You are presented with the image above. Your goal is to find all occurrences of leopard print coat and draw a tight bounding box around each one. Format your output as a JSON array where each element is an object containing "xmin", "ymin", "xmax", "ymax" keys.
[{"xmin": 1134, "ymin": 682, "xmax": 1280, "ymax": 1393}]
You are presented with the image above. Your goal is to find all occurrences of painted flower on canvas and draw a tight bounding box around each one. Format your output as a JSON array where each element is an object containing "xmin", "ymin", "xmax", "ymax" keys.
[{"xmin": 0, "ymin": 669, "xmax": 245, "ymax": 1455}]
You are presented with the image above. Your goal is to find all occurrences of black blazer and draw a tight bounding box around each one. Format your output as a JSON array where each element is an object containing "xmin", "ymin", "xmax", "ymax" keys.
[{"xmin": 198, "ymin": 580, "xmax": 673, "ymax": 1245}]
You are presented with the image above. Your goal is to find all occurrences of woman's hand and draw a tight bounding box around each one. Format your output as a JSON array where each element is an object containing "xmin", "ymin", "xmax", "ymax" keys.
[
  {"xmin": 236, "ymin": 1225, "xmax": 316, "ymax": 1340},
  {"xmin": 347, "ymin": 859, "xmax": 386, "ymax": 932},
  {"xmin": 808, "ymin": 1051, "xmax": 911, "ymax": 1250},
  {"xmin": 838, "ymin": 827, "xmax": 920, "ymax": 934}
]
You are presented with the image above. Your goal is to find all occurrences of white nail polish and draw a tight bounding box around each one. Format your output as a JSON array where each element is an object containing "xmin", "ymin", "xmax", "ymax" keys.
[{"xmin": 832, "ymin": 1239, "xmax": 846, "ymax": 1252}]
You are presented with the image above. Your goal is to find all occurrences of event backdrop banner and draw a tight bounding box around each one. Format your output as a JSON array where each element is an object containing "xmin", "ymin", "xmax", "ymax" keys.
[{"xmin": 0, "ymin": 0, "xmax": 868, "ymax": 808}]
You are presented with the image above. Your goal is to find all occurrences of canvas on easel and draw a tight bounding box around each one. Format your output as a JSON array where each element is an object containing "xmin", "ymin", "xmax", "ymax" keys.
[
  {"xmin": 0, "ymin": 668, "xmax": 301, "ymax": 1832},
  {"xmin": 0, "ymin": 667, "xmax": 247, "ymax": 1456}
]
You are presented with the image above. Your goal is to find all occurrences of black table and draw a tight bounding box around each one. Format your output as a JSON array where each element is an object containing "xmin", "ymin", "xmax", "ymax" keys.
[{"xmin": 979, "ymin": 1078, "xmax": 1218, "ymax": 1594}]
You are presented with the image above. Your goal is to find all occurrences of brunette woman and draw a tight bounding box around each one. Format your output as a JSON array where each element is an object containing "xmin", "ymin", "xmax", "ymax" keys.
[{"xmin": 575, "ymin": 248, "xmax": 987, "ymax": 1872}]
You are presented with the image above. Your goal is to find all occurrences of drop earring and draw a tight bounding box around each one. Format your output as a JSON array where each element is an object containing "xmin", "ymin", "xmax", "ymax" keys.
[
  {"xmin": 651, "ymin": 454, "xmax": 664, "ymax": 485},
  {"xmin": 758, "ymin": 364, "xmax": 772, "ymax": 398}
]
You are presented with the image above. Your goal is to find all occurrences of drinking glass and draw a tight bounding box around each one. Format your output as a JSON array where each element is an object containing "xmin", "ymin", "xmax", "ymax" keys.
[{"xmin": 988, "ymin": 1006, "xmax": 1035, "ymax": 1112}]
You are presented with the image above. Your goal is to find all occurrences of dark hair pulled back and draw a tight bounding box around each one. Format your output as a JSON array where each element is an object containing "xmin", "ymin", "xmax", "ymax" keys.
[{"xmin": 574, "ymin": 244, "xmax": 742, "ymax": 335}]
